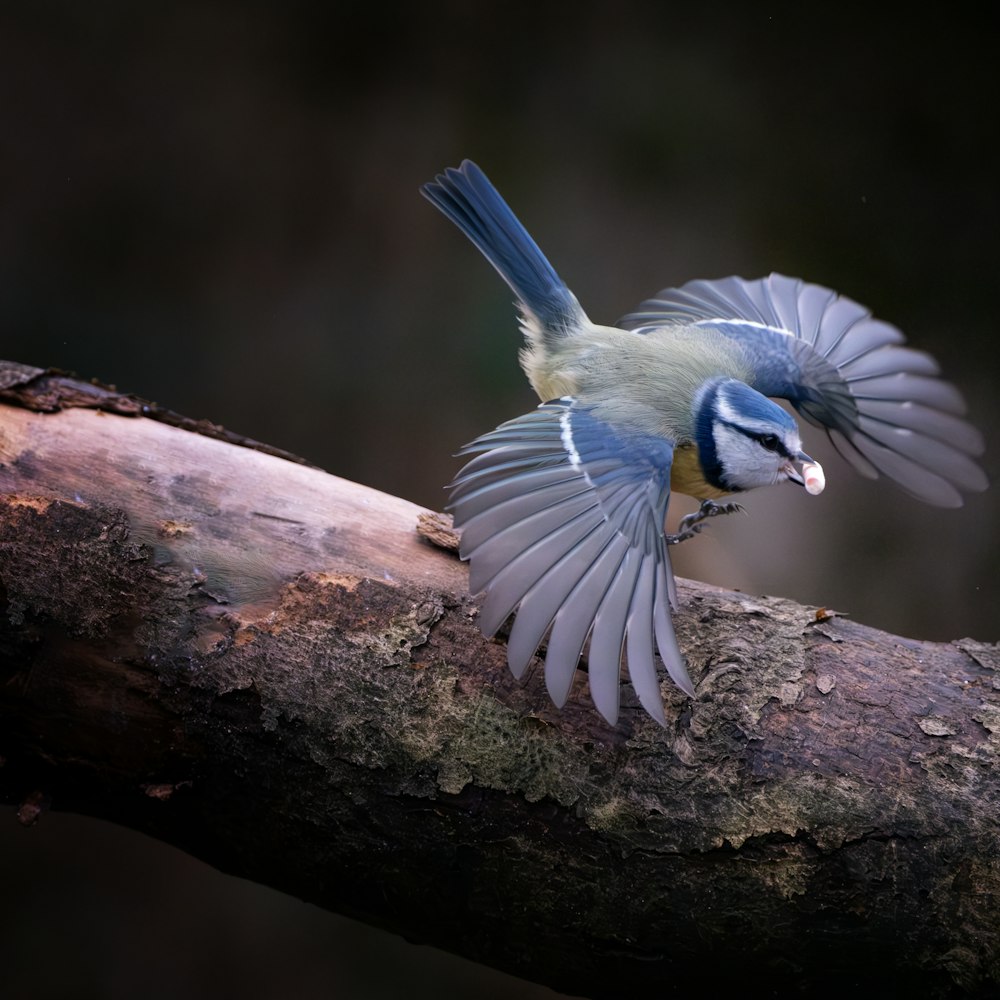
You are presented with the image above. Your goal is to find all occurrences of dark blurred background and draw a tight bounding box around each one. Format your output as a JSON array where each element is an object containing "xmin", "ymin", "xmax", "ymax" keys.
[{"xmin": 1, "ymin": 3, "xmax": 997, "ymax": 998}]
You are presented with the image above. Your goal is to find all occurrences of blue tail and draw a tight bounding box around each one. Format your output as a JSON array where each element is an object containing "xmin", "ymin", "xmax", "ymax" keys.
[{"xmin": 421, "ymin": 160, "xmax": 584, "ymax": 340}]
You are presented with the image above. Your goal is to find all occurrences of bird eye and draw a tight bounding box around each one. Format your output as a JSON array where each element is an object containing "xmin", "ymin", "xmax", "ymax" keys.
[{"xmin": 759, "ymin": 434, "xmax": 781, "ymax": 452}]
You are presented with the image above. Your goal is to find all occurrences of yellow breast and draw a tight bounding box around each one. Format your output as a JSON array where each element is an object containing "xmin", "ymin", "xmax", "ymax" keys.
[{"xmin": 669, "ymin": 443, "xmax": 732, "ymax": 500}]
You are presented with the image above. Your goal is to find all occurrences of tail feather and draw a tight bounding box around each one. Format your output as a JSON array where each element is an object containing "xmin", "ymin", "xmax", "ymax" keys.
[{"xmin": 421, "ymin": 160, "xmax": 587, "ymax": 347}]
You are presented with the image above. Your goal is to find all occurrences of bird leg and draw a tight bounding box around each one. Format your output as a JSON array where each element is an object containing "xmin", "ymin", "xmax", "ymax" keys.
[{"xmin": 666, "ymin": 499, "xmax": 744, "ymax": 545}]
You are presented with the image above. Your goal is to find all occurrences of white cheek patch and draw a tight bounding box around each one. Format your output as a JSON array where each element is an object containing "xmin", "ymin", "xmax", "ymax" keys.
[{"xmin": 803, "ymin": 460, "xmax": 826, "ymax": 495}]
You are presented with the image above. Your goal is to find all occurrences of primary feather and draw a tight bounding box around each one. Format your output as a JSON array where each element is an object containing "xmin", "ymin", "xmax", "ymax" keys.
[{"xmin": 423, "ymin": 160, "xmax": 987, "ymax": 725}]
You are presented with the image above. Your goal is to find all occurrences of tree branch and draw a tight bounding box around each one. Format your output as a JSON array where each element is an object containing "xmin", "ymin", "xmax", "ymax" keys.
[{"xmin": 1, "ymin": 362, "xmax": 997, "ymax": 998}]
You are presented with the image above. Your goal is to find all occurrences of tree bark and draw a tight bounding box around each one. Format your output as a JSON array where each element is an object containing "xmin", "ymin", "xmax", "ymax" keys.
[{"xmin": 1, "ymin": 362, "xmax": 997, "ymax": 998}]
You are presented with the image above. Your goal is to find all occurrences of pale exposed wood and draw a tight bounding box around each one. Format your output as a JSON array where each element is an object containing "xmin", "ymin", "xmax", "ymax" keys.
[
  {"xmin": 1, "ymin": 365, "xmax": 998, "ymax": 999},
  {"xmin": 0, "ymin": 402, "xmax": 463, "ymax": 596}
]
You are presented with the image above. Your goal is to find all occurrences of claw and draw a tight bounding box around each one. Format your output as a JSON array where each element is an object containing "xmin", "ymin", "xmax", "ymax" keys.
[{"xmin": 666, "ymin": 499, "xmax": 745, "ymax": 545}]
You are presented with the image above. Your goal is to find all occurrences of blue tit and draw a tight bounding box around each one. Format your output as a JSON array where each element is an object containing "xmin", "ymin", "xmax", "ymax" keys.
[{"xmin": 421, "ymin": 160, "xmax": 987, "ymax": 726}]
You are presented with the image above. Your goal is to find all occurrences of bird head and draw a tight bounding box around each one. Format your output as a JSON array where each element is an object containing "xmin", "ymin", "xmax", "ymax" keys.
[{"xmin": 694, "ymin": 378, "xmax": 813, "ymax": 493}]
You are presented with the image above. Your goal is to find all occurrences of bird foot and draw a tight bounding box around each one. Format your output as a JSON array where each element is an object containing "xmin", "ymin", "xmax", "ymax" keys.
[{"xmin": 666, "ymin": 500, "xmax": 744, "ymax": 545}]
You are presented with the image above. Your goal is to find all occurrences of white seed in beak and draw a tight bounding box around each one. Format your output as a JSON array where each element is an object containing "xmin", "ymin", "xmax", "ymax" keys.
[{"xmin": 803, "ymin": 460, "xmax": 825, "ymax": 495}]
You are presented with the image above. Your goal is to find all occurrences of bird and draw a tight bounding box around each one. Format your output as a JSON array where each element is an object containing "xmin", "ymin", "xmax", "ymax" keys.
[{"xmin": 420, "ymin": 159, "xmax": 987, "ymax": 726}]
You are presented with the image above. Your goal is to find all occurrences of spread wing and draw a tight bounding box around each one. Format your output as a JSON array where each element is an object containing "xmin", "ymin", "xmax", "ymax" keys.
[
  {"xmin": 448, "ymin": 398, "xmax": 691, "ymax": 725},
  {"xmin": 619, "ymin": 273, "xmax": 987, "ymax": 507}
]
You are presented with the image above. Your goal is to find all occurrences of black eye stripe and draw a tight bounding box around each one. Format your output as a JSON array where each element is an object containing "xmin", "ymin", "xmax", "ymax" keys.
[{"xmin": 723, "ymin": 422, "xmax": 791, "ymax": 458}]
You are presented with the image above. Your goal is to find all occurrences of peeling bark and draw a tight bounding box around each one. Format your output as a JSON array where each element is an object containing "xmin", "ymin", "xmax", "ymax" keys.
[{"xmin": 0, "ymin": 362, "xmax": 998, "ymax": 998}]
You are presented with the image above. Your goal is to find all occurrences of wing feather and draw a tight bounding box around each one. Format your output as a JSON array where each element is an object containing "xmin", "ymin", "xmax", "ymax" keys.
[
  {"xmin": 448, "ymin": 399, "xmax": 693, "ymax": 724},
  {"xmin": 654, "ymin": 551, "xmax": 691, "ymax": 694},
  {"xmin": 543, "ymin": 533, "xmax": 631, "ymax": 712},
  {"xmin": 505, "ymin": 524, "xmax": 614, "ymax": 680},
  {"xmin": 618, "ymin": 273, "xmax": 986, "ymax": 506},
  {"xmin": 475, "ymin": 503, "xmax": 602, "ymax": 635},
  {"xmin": 625, "ymin": 554, "xmax": 666, "ymax": 725},
  {"xmin": 587, "ymin": 548, "xmax": 642, "ymax": 724}
]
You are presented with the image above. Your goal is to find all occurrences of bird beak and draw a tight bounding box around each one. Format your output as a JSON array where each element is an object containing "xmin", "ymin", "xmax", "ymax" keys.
[{"xmin": 783, "ymin": 450, "xmax": 812, "ymax": 486}]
